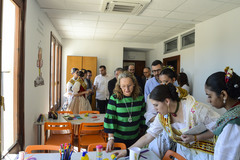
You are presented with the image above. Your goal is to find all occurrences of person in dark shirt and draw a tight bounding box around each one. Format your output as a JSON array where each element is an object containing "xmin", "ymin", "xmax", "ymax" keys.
[
  {"xmin": 85, "ymin": 70, "xmax": 94, "ymax": 104},
  {"xmin": 128, "ymin": 64, "xmax": 144, "ymax": 93},
  {"xmin": 108, "ymin": 67, "xmax": 123, "ymax": 98}
]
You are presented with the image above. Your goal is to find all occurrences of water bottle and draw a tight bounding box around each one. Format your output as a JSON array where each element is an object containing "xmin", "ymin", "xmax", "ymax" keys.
[{"xmin": 96, "ymin": 145, "xmax": 103, "ymax": 160}]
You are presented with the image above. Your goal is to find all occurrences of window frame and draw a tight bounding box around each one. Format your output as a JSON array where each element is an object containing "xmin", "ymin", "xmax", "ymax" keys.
[
  {"xmin": 181, "ymin": 30, "xmax": 195, "ymax": 50},
  {"xmin": 164, "ymin": 37, "xmax": 178, "ymax": 54},
  {"xmin": 49, "ymin": 32, "xmax": 62, "ymax": 110}
]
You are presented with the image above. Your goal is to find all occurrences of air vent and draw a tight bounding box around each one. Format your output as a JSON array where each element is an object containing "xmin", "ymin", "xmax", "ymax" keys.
[{"xmin": 102, "ymin": 0, "xmax": 151, "ymax": 15}]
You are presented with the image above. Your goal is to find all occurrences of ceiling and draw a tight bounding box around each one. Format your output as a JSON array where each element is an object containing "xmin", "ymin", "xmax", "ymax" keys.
[{"xmin": 36, "ymin": 0, "xmax": 240, "ymax": 44}]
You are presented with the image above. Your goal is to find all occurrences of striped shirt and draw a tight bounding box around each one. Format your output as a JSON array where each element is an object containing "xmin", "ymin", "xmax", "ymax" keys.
[{"xmin": 104, "ymin": 94, "xmax": 146, "ymax": 141}]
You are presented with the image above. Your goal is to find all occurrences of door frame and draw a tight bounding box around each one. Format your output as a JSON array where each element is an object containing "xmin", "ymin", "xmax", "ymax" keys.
[
  {"xmin": 0, "ymin": 0, "xmax": 25, "ymax": 157},
  {"xmin": 163, "ymin": 55, "xmax": 180, "ymax": 75}
]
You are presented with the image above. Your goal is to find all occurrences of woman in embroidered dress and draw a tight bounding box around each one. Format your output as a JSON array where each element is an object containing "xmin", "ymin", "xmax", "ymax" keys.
[
  {"xmin": 65, "ymin": 68, "xmax": 80, "ymax": 106},
  {"xmin": 205, "ymin": 67, "xmax": 240, "ymax": 160},
  {"xmin": 145, "ymin": 67, "xmax": 188, "ymax": 158},
  {"xmin": 114, "ymin": 83, "xmax": 219, "ymax": 160},
  {"xmin": 104, "ymin": 71, "xmax": 146, "ymax": 151},
  {"xmin": 67, "ymin": 70, "xmax": 92, "ymax": 114}
]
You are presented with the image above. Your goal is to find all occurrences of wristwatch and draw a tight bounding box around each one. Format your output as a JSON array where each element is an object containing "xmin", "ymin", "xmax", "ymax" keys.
[{"xmin": 108, "ymin": 137, "xmax": 114, "ymax": 141}]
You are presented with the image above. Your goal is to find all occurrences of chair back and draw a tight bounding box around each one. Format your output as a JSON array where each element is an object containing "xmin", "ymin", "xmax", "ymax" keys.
[
  {"xmin": 78, "ymin": 122, "xmax": 105, "ymax": 151},
  {"xmin": 88, "ymin": 143, "xmax": 126, "ymax": 152},
  {"xmin": 79, "ymin": 122, "xmax": 104, "ymax": 134},
  {"xmin": 162, "ymin": 150, "xmax": 186, "ymax": 160},
  {"xmin": 44, "ymin": 122, "xmax": 73, "ymax": 145},
  {"xmin": 79, "ymin": 111, "xmax": 100, "ymax": 114},
  {"xmin": 25, "ymin": 145, "xmax": 60, "ymax": 154},
  {"xmin": 44, "ymin": 122, "xmax": 72, "ymax": 132},
  {"xmin": 57, "ymin": 111, "xmax": 73, "ymax": 114}
]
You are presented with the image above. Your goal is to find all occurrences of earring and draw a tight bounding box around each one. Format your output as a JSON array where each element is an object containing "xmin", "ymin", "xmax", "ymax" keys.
[{"xmin": 223, "ymin": 98, "xmax": 226, "ymax": 104}]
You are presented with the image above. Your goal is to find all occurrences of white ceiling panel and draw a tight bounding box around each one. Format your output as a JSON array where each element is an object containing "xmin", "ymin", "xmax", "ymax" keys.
[
  {"xmin": 99, "ymin": 15, "xmax": 128, "ymax": 23},
  {"xmin": 122, "ymin": 24, "xmax": 147, "ymax": 30},
  {"xmin": 71, "ymin": 20, "xmax": 97, "ymax": 27},
  {"xmin": 141, "ymin": 9, "xmax": 170, "ymax": 18},
  {"xmin": 70, "ymin": 14, "xmax": 99, "ymax": 20},
  {"xmin": 97, "ymin": 21, "xmax": 123, "ymax": 29},
  {"xmin": 147, "ymin": 0, "xmax": 187, "ymax": 11},
  {"xmin": 36, "ymin": 0, "xmax": 240, "ymax": 44},
  {"xmin": 175, "ymin": 0, "xmax": 223, "ymax": 14},
  {"xmin": 126, "ymin": 17, "xmax": 155, "ymax": 25},
  {"xmin": 117, "ymin": 30, "xmax": 140, "ymax": 35},
  {"xmin": 166, "ymin": 12, "xmax": 199, "ymax": 21}
]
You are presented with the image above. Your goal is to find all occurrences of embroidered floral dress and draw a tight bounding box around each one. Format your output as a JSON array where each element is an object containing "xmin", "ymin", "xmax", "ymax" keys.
[
  {"xmin": 67, "ymin": 77, "xmax": 92, "ymax": 114},
  {"xmin": 147, "ymin": 95, "xmax": 220, "ymax": 160}
]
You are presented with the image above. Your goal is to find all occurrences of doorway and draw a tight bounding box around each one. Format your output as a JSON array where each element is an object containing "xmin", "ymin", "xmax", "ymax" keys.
[{"xmin": 163, "ymin": 55, "xmax": 180, "ymax": 76}]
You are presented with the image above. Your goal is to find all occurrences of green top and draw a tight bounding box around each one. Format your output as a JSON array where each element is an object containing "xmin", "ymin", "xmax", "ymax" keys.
[{"xmin": 104, "ymin": 94, "xmax": 145, "ymax": 140}]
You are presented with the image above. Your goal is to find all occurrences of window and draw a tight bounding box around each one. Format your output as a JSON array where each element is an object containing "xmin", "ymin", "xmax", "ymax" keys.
[
  {"xmin": 164, "ymin": 37, "xmax": 178, "ymax": 54},
  {"xmin": 50, "ymin": 32, "xmax": 62, "ymax": 110},
  {"xmin": 181, "ymin": 30, "xmax": 195, "ymax": 49}
]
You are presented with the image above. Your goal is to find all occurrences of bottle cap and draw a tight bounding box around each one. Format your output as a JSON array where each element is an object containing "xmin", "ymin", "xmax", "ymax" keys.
[
  {"xmin": 96, "ymin": 145, "xmax": 103, "ymax": 149},
  {"xmin": 82, "ymin": 151, "xmax": 88, "ymax": 156}
]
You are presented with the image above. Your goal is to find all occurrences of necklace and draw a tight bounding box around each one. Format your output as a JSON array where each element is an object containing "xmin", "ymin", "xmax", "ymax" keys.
[
  {"xmin": 171, "ymin": 101, "xmax": 179, "ymax": 117},
  {"xmin": 123, "ymin": 98, "xmax": 133, "ymax": 123}
]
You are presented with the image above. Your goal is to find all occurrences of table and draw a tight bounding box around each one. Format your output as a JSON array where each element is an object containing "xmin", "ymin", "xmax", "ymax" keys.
[
  {"xmin": 22, "ymin": 149, "xmax": 160, "ymax": 160},
  {"xmin": 34, "ymin": 114, "xmax": 105, "ymax": 145}
]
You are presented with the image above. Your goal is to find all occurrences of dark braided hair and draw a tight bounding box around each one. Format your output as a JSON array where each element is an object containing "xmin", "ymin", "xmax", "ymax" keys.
[
  {"xmin": 205, "ymin": 71, "xmax": 240, "ymax": 100},
  {"xmin": 160, "ymin": 67, "xmax": 176, "ymax": 80},
  {"xmin": 150, "ymin": 83, "xmax": 180, "ymax": 102}
]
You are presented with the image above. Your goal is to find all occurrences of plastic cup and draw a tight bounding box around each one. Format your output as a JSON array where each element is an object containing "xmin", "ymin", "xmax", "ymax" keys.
[
  {"xmin": 129, "ymin": 147, "xmax": 141, "ymax": 160},
  {"xmin": 18, "ymin": 151, "xmax": 25, "ymax": 160}
]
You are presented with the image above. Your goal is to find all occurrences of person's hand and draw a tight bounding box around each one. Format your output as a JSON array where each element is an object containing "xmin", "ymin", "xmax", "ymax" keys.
[
  {"xmin": 106, "ymin": 140, "xmax": 114, "ymax": 152},
  {"xmin": 181, "ymin": 134, "xmax": 195, "ymax": 143},
  {"xmin": 112, "ymin": 149, "xmax": 127, "ymax": 159}
]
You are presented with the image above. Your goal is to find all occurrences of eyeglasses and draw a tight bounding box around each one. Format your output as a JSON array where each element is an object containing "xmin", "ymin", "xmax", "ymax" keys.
[
  {"xmin": 152, "ymin": 69, "xmax": 161, "ymax": 73},
  {"xmin": 120, "ymin": 84, "xmax": 134, "ymax": 89}
]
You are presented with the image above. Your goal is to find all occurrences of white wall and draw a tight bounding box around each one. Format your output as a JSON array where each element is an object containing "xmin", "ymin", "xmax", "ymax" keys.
[
  {"xmin": 193, "ymin": 7, "xmax": 240, "ymax": 114},
  {"xmin": 62, "ymin": 39, "xmax": 154, "ymax": 103},
  {"xmin": 25, "ymin": 0, "xmax": 61, "ymax": 147},
  {"xmin": 123, "ymin": 51, "xmax": 146, "ymax": 61},
  {"xmin": 145, "ymin": 29, "xmax": 195, "ymax": 94}
]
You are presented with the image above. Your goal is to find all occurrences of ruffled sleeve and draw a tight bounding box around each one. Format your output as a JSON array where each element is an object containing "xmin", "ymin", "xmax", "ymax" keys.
[
  {"xmin": 147, "ymin": 114, "xmax": 163, "ymax": 138},
  {"xmin": 104, "ymin": 95, "xmax": 118, "ymax": 133},
  {"xmin": 72, "ymin": 81, "xmax": 81, "ymax": 94},
  {"xmin": 195, "ymin": 102, "xmax": 220, "ymax": 132}
]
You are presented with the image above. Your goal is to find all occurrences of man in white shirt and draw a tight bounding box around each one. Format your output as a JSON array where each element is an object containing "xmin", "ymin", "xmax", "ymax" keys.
[{"xmin": 93, "ymin": 65, "xmax": 112, "ymax": 113}]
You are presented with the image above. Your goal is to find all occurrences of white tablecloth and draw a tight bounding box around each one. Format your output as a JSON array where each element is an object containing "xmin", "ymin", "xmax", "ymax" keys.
[{"xmin": 21, "ymin": 149, "xmax": 160, "ymax": 160}]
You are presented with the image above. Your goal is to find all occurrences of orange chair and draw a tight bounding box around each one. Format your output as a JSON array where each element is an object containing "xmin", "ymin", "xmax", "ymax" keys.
[
  {"xmin": 57, "ymin": 111, "xmax": 73, "ymax": 114},
  {"xmin": 25, "ymin": 145, "xmax": 60, "ymax": 154},
  {"xmin": 162, "ymin": 150, "xmax": 186, "ymax": 160},
  {"xmin": 44, "ymin": 122, "xmax": 73, "ymax": 146},
  {"xmin": 78, "ymin": 122, "xmax": 105, "ymax": 152},
  {"xmin": 87, "ymin": 143, "xmax": 126, "ymax": 152},
  {"xmin": 79, "ymin": 111, "xmax": 100, "ymax": 114}
]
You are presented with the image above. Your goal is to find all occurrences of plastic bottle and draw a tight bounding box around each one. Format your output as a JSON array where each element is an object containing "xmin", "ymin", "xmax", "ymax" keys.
[
  {"xmin": 81, "ymin": 151, "xmax": 89, "ymax": 160},
  {"xmin": 96, "ymin": 145, "xmax": 103, "ymax": 160}
]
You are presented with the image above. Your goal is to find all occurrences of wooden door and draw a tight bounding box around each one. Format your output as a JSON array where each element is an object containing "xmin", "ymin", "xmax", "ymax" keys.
[
  {"xmin": 163, "ymin": 55, "xmax": 180, "ymax": 76},
  {"xmin": 66, "ymin": 56, "xmax": 82, "ymax": 82},
  {"xmin": 82, "ymin": 57, "xmax": 97, "ymax": 110}
]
